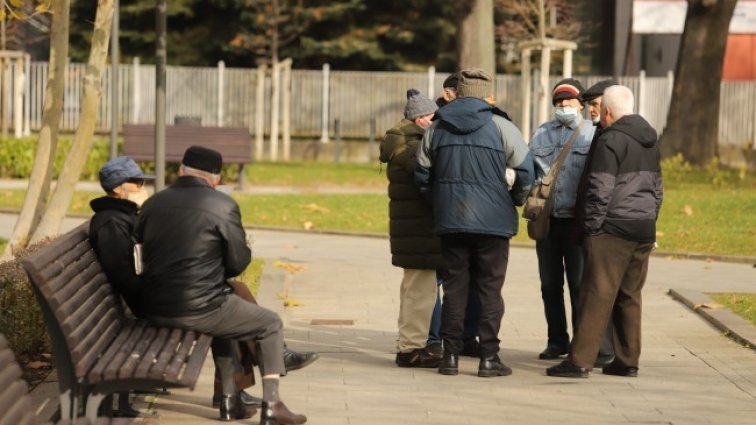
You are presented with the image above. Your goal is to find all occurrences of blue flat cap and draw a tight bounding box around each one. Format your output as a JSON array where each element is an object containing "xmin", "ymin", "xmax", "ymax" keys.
[{"xmin": 98, "ymin": 156, "xmax": 155, "ymax": 192}]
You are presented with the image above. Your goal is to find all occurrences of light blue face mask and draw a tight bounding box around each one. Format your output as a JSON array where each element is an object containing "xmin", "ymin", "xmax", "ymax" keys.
[{"xmin": 554, "ymin": 106, "xmax": 580, "ymax": 126}]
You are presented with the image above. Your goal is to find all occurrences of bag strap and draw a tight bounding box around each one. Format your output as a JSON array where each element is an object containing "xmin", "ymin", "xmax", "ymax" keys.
[{"xmin": 541, "ymin": 120, "xmax": 586, "ymax": 186}]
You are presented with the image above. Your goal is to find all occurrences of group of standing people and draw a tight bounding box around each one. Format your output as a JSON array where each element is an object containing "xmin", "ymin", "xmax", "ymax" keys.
[{"xmin": 381, "ymin": 68, "xmax": 663, "ymax": 379}]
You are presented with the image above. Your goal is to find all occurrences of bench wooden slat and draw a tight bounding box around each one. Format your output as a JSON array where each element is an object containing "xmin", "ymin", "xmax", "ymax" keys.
[
  {"xmin": 164, "ymin": 331, "xmax": 197, "ymax": 382},
  {"xmin": 118, "ymin": 327, "xmax": 157, "ymax": 379},
  {"xmin": 147, "ymin": 328, "xmax": 183, "ymax": 381},
  {"xmin": 60, "ymin": 284, "xmax": 113, "ymax": 336},
  {"xmin": 71, "ymin": 307, "xmax": 122, "ymax": 377},
  {"xmin": 22, "ymin": 227, "xmax": 89, "ymax": 275},
  {"xmin": 123, "ymin": 124, "xmax": 252, "ymax": 163},
  {"xmin": 135, "ymin": 328, "xmax": 170, "ymax": 378},
  {"xmin": 38, "ymin": 240, "xmax": 93, "ymax": 283},
  {"xmin": 56, "ymin": 272, "xmax": 108, "ymax": 319},
  {"xmin": 0, "ymin": 352, "xmax": 22, "ymax": 391},
  {"xmin": 103, "ymin": 323, "xmax": 148, "ymax": 381},
  {"xmin": 179, "ymin": 334, "xmax": 212, "ymax": 389},
  {"xmin": 0, "ymin": 381, "xmax": 34, "ymax": 425},
  {"xmin": 76, "ymin": 318, "xmax": 122, "ymax": 380},
  {"xmin": 87, "ymin": 321, "xmax": 138, "ymax": 383},
  {"xmin": 48, "ymin": 259, "xmax": 102, "ymax": 312}
]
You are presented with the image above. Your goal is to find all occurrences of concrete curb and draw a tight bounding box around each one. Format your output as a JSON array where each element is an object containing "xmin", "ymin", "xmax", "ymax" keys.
[{"xmin": 668, "ymin": 288, "xmax": 756, "ymax": 350}]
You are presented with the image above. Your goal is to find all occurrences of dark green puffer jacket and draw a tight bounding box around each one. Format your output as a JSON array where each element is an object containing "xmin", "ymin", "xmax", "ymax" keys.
[{"xmin": 379, "ymin": 118, "xmax": 443, "ymax": 270}]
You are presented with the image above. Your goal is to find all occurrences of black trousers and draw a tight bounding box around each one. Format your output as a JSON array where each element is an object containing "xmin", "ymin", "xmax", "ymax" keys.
[
  {"xmin": 535, "ymin": 218, "xmax": 584, "ymax": 350},
  {"xmin": 439, "ymin": 233, "xmax": 510, "ymax": 357},
  {"xmin": 147, "ymin": 294, "xmax": 286, "ymax": 394}
]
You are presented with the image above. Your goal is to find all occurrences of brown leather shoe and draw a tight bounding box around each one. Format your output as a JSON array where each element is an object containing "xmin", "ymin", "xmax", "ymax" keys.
[{"xmin": 260, "ymin": 401, "xmax": 307, "ymax": 425}]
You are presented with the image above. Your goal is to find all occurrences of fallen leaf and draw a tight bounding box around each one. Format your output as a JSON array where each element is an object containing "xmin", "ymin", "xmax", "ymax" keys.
[
  {"xmin": 299, "ymin": 203, "xmax": 331, "ymax": 213},
  {"xmin": 284, "ymin": 298, "xmax": 304, "ymax": 307},
  {"xmin": 656, "ymin": 231, "xmax": 665, "ymax": 237},
  {"xmin": 303, "ymin": 221, "xmax": 314, "ymax": 230},
  {"xmin": 27, "ymin": 361, "xmax": 50, "ymax": 369},
  {"xmin": 683, "ymin": 205, "xmax": 693, "ymax": 216},
  {"xmin": 273, "ymin": 260, "xmax": 308, "ymax": 274}
]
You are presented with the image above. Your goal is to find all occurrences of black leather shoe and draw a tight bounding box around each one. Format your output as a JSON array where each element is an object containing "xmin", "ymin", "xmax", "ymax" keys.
[
  {"xmin": 602, "ymin": 362, "xmax": 638, "ymax": 377},
  {"xmin": 284, "ymin": 349, "xmax": 320, "ymax": 372},
  {"xmin": 425, "ymin": 342, "xmax": 443, "ymax": 357},
  {"xmin": 438, "ymin": 352, "xmax": 459, "ymax": 376},
  {"xmin": 594, "ymin": 353, "xmax": 615, "ymax": 368},
  {"xmin": 213, "ymin": 390, "xmax": 264, "ymax": 408},
  {"xmin": 478, "ymin": 355, "xmax": 513, "ymax": 377},
  {"xmin": 546, "ymin": 360, "xmax": 589, "ymax": 378},
  {"xmin": 219, "ymin": 393, "xmax": 256, "ymax": 421},
  {"xmin": 395, "ymin": 348, "xmax": 441, "ymax": 368},
  {"xmin": 459, "ymin": 340, "xmax": 480, "ymax": 357},
  {"xmin": 260, "ymin": 400, "xmax": 307, "ymax": 425},
  {"xmin": 538, "ymin": 345, "xmax": 568, "ymax": 360}
]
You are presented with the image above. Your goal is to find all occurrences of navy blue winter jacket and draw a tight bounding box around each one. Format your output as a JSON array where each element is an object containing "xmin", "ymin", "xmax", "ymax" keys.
[{"xmin": 415, "ymin": 98, "xmax": 535, "ymax": 238}]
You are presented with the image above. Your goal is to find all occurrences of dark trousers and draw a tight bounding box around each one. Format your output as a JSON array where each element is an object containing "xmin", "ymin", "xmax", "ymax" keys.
[
  {"xmin": 535, "ymin": 218, "xmax": 583, "ymax": 350},
  {"xmin": 569, "ymin": 233, "xmax": 653, "ymax": 369},
  {"xmin": 147, "ymin": 294, "xmax": 286, "ymax": 394},
  {"xmin": 212, "ymin": 281, "xmax": 259, "ymax": 396},
  {"xmin": 440, "ymin": 233, "xmax": 510, "ymax": 357},
  {"xmin": 428, "ymin": 277, "xmax": 480, "ymax": 346}
]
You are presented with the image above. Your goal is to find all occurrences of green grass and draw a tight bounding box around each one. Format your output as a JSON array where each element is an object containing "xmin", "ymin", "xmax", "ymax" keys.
[
  {"xmin": 0, "ymin": 164, "xmax": 753, "ymax": 257},
  {"xmin": 243, "ymin": 161, "xmax": 386, "ymax": 189},
  {"xmin": 709, "ymin": 293, "xmax": 756, "ymax": 326},
  {"xmin": 241, "ymin": 258, "xmax": 265, "ymax": 296}
]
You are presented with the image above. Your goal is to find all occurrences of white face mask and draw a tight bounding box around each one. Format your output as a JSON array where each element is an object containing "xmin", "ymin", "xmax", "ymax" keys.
[
  {"xmin": 125, "ymin": 189, "xmax": 149, "ymax": 208},
  {"xmin": 554, "ymin": 106, "xmax": 579, "ymax": 126}
]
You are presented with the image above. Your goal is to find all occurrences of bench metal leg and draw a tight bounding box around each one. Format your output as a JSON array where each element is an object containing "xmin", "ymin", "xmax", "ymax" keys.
[
  {"xmin": 58, "ymin": 390, "xmax": 73, "ymax": 420},
  {"xmin": 238, "ymin": 163, "xmax": 246, "ymax": 190},
  {"xmin": 85, "ymin": 391, "xmax": 109, "ymax": 425}
]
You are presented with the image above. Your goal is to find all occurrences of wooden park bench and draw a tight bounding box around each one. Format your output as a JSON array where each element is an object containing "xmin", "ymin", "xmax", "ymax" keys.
[
  {"xmin": 0, "ymin": 333, "xmax": 135, "ymax": 425},
  {"xmin": 122, "ymin": 124, "xmax": 253, "ymax": 189},
  {"xmin": 20, "ymin": 223, "xmax": 213, "ymax": 424}
]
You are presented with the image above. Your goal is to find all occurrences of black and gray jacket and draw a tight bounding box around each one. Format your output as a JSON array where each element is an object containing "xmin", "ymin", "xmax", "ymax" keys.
[{"xmin": 582, "ymin": 114, "xmax": 663, "ymax": 243}]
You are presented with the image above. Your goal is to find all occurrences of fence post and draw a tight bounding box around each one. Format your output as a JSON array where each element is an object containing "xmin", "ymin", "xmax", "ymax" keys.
[
  {"xmin": 638, "ymin": 69, "xmax": 646, "ymax": 117},
  {"xmin": 521, "ymin": 48, "xmax": 532, "ymax": 140},
  {"xmin": 368, "ymin": 117, "xmax": 376, "ymax": 163},
  {"xmin": 217, "ymin": 60, "xmax": 225, "ymax": 126},
  {"xmin": 282, "ymin": 58, "xmax": 292, "ymax": 161},
  {"xmin": 320, "ymin": 63, "xmax": 330, "ymax": 143},
  {"xmin": 427, "ymin": 65, "xmax": 435, "ymax": 99},
  {"xmin": 255, "ymin": 64, "xmax": 266, "ymax": 161},
  {"xmin": 23, "ymin": 54, "xmax": 30, "ymax": 136},
  {"xmin": 270, "ymin": 61, "xmax": 280, "ymax": 161},
  {"xmin": 132, "ymin": 57, "xmax": 140, "ymax": 123},
  {"xmin": 334, "ymin": 118, "xmax": 341, "ymax": 163},
  {"xmin": 13, "ymin": 58, "xmax": 23, "ymax": 138},
  {"xmin": 563, "ymin": 49, "xmax": 573, "ymax": 78},
  {"xmin": 538, "ymin": 46, "xmax": 551, "ymax": 127}
]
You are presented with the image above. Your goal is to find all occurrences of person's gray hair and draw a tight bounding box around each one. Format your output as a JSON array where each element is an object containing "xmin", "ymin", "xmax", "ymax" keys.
[
  {"xmin": 181, "ymin": 164, "xmax": 221, "ymax": 182},
  {"xmin": 602, "ymin": 85, "xmax": 635, "ymax": 119}
]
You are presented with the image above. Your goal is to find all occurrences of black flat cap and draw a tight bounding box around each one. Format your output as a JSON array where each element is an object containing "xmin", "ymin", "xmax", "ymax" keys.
[{"xmin": 581, "ymin": 79, "xmax": 619, "ymax": 102}]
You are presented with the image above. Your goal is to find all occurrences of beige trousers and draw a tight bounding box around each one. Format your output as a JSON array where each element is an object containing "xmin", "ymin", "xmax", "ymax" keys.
[{"xmin": 397, "ymin": 268, "xmax": 438, "ymax": 353}]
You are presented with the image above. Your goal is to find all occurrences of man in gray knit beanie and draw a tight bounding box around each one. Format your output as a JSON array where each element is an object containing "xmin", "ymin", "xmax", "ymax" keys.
[
  {"xmin": 404, "ymin": 88, "xmax": 438, "ymax": 122},
  {"xmin": 457, "ymin": 68, "xmax": 494, "ymax": 99},
  {"xmin": 379, "ymin": 88, "xmax": 444, "ymax": 369}
]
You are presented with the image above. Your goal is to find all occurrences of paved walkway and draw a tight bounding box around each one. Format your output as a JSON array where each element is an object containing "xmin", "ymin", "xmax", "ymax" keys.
[
  {"xmin": 3, "ymin": 213, "xmax": 752, "ymax": 424},
  {"xmin": 120, "ymin": 229, "xmax": 755, "ymax": 425}
]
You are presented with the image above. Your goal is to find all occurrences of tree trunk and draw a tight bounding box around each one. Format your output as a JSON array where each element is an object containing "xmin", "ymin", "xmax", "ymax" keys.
[
  {"xmin": 660, "ymin": 0, "xmax": 738, "ymax": 165},
  {"xmin": 2, "ymin": 0, "xmax": 70, "ymax": 259},
  {"xmin": 457, "ymin": 0, "xmax": 496, "ymax": 76},
  {"xmin": 30, "ymin": 0, "xmax": 115, "ymax": 244}
]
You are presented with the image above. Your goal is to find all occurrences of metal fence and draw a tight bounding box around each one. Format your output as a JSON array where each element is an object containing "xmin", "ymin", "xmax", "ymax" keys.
[{"xmin": 7, "ymin": 61, "xmax": 756, "ymax": 152}]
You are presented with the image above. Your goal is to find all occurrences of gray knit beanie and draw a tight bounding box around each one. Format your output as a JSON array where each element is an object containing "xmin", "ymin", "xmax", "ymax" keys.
[
  {"xmin": 404, "ymin": 89, "xmax": 438, "ymax": 120},
  {"xmin": 457, "ymin": 68, "xmax": 493, "ymax": 99}
]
